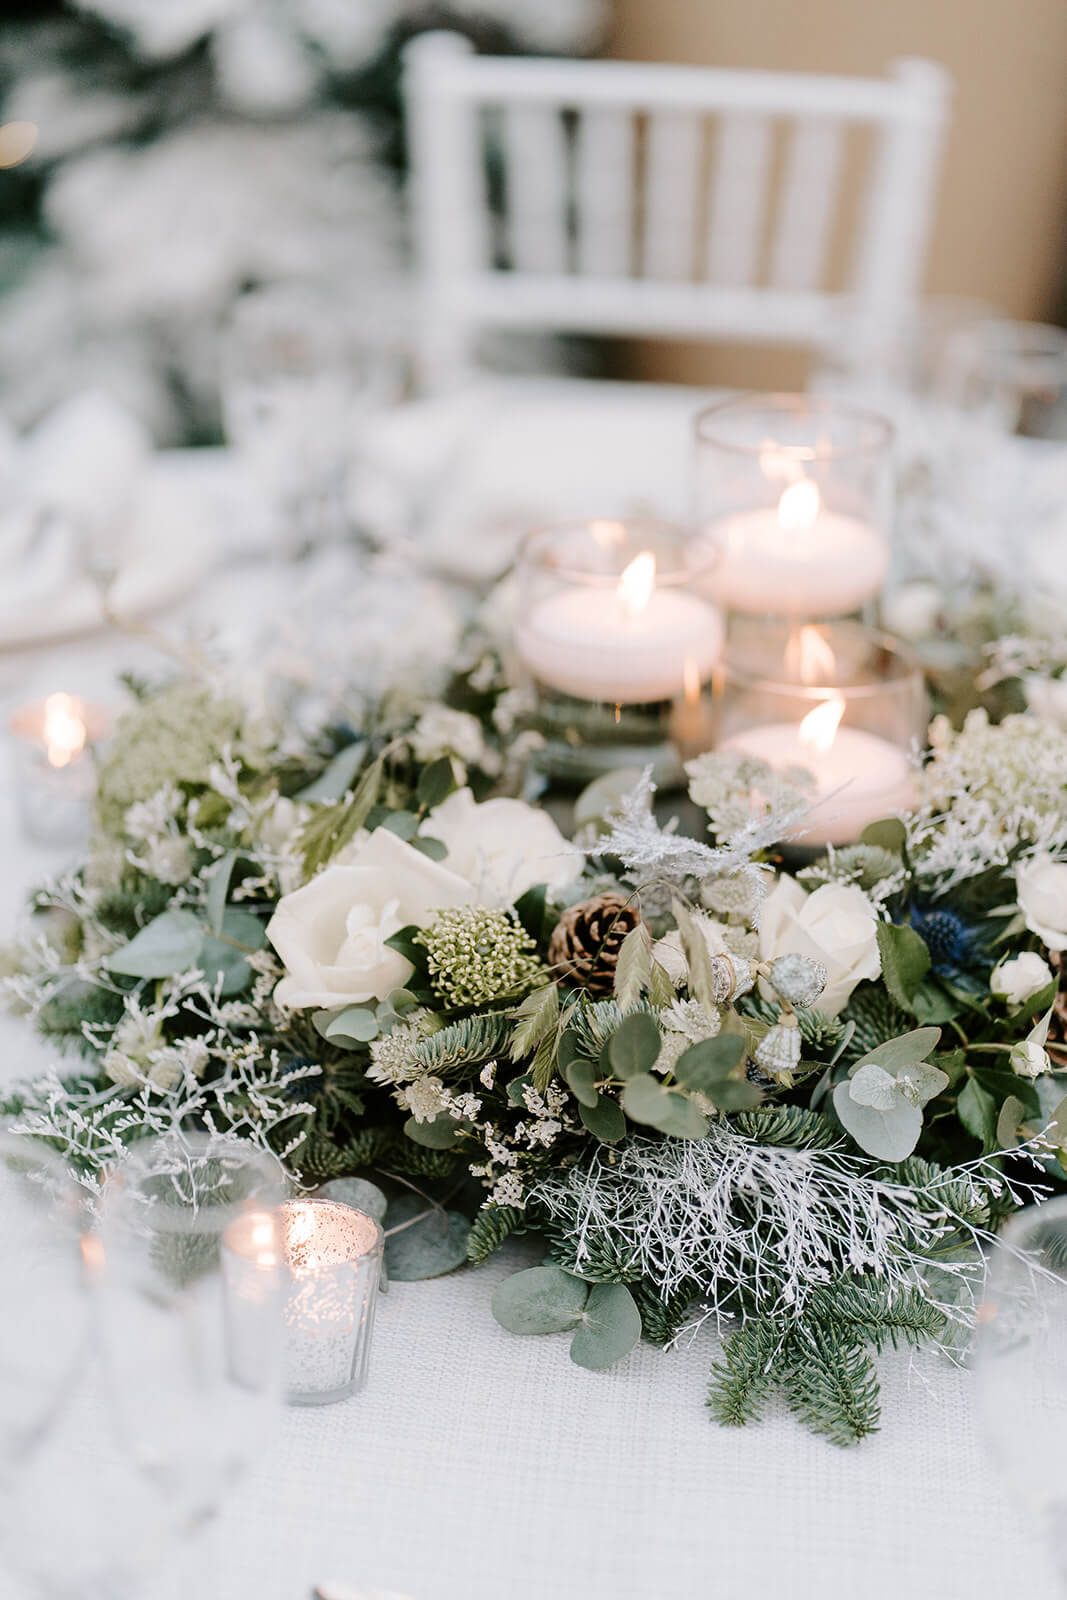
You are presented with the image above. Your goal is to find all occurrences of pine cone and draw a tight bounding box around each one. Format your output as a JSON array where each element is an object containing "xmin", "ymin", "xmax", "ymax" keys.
[{"xmin": 548, "ymin": 893, "xmax": 642, "ymax": 994}]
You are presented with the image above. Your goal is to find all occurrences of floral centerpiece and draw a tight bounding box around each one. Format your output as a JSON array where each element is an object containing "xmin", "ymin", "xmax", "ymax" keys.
[{"xmin": 5, "ymin": 649, "xmax": 1067, "ymax": 1446}]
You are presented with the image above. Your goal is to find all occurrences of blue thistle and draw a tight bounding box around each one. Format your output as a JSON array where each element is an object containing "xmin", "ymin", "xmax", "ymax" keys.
[{"xmin": 907, "ymin": 903, "xmax": 989, "ymax": 978}]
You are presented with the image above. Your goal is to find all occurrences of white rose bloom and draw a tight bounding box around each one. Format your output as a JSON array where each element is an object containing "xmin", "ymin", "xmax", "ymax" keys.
[
  {"xmin": 759, "ymin": 877, "xmax": 881, "ymax": 1017},
  {"xmin": 1017, "ymin": 856, "xmax": 1067, "ymax": 950},
  {"xmin": 410, "ymin": 707, "xmax": 487, "ymax": 769},
  {"xmin": 990, "ymin": 952, "xmax": 1053, "ymax": 1006},
  {"xmin": 1010, "ymin": 1039, "xmax": 1051, "ymax": 1079},
  {"xmin": 266, "ymin": 828, "xmax": 475, "ymax": 1010},
  {"xmin": 426, "ymin": 788, "xmax": 584, "ymax": 906}
]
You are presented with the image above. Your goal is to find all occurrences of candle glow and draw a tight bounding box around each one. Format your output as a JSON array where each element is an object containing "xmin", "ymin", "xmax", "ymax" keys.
[
  {"xmin": 617, "ymin": 550, "xmax": 656, "ymax": 620},
  {"xmin": 42, "ymin": 693, "xmax": 87, "ymax": 770},
  {"xmin": 798, "ymin": 694, "xmax": 846, "ymax": 755},
  {"xmin": 777, "ymin": 478, "xmax": 821, "ymax": 532}
]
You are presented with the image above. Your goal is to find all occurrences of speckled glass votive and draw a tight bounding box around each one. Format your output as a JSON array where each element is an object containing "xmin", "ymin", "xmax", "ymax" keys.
[{"xmin": 224, "ymin": 1199, "xmax": 383, "ymax": 1407}]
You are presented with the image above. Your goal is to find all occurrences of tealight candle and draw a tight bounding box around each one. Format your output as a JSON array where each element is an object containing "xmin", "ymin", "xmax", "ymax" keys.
[
  {"xmin": 9, "ymin": 692, "xmax": 110, "ymax": 846},
  {"xmin": 516, "ymin": 520, "xmax": 723, "ymax": 707},
  {"xmin": 718, "ymin": 695, "xmax": 916, "ymax": 847},
  {"xmin": 704, "ymin": 479, "xmax": 889, "ymax": 618},
  {"xmin": 223, "ymin": 1199, "xmax": 383, "ymax": 1406},
  {"xmin": 518, "ymin": 547, "xmax": 723, "ymax": 704}
]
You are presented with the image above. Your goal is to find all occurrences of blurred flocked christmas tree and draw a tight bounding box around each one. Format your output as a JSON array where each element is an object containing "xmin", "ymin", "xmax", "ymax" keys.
[{"xmin": 0, "ymin": 0, "xmax": 606, "ymax": 443}]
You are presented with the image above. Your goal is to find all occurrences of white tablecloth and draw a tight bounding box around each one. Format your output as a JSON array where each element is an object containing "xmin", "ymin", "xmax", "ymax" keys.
[{"xmin": 0, "ymin": 378, "xmax": 1060, "ymax": 1600}]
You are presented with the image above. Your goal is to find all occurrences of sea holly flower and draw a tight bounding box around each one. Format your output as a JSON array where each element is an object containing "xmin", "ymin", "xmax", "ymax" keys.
[{"xmin": 832, "ymin": 1028, "xmax": 946, "ymax": 1161}]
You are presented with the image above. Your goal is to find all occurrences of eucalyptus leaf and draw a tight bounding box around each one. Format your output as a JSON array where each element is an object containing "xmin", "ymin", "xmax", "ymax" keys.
[
  {"xmin": 317, "ymin": 1177, "xmax": 388, "ymax": 1222},
  {"xmin": 860, "ymin": 818, "xmax": 907, "ymax": 853},
  {"xmin": 198, "ymin": 908, "xmax": 266, "ymax": 998},
  {"xmin": 324, "ymin": 1006, "xmax": 380, "ymax": 1046},
  {"xmin": 673, "ymin": 1035, "xmax": 744, "ymax": 1094},
  {"xmin": 491, "ymin": 1265, "xmax": 589, "ymax": 1335},
  {"xmin": 106, "ymin": 909, "xmax": 204, "ymax": 980},
  {"xmin": 564, "ymin": 1056, "xmax": 599, "ymax": 1108},
  {"xmin": 833, "ymin": 1079, "xmax": 923, "ymax": 1161},
  {"xmin": 708, "ymin": 1077, "xmax": 762, "ymax": 1112},
  {"xmin": 607, "ymin": 1012, "xmax": 661, "ymax": 1080},
  {"xmin": 622, "ymin": 1073, "xmax": 708, "ymax": 1138},
  {"xmin": 384, "ymin": 1193, "xmax": 469, "ymax": 1281},
  {"xmin": 403, "ymin": 1113, "xmax": 463, "ymax": 1149},
  {"xmin": 295, "ymin": 740, "xmax": 366, "ymax": 804},
  {"xmin": 995, "ymin": 1095, "xmax": 1027, "ymax": 1150},
  {"xmin": 381, "ymin": 810, "xmax": 419, "ymax": 841},
  {"xmin": 850, "ymin": 1028, "xmax": 941, "ymax": 1074},
  {"xmin": 970, "ymin": 1066, "xmax": 1041, "ymax": 1120},
  {"xmin": 416, "ymin": 756, "xmax": 456, "ymax": 811},
  {"xmin": 579, "ymin": 1094, "xmax": 626, "ymax": 1142},
  {"xmin": 410, "ymin": 836, "xmax": 448, "ymax": 862},
  {"xmin": 570, "ymin": 1283, "xmax": 642, "ymax": 1370}
]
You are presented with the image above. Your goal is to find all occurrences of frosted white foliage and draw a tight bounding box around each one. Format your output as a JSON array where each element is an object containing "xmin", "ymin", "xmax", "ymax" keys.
[{"xmin": 532, "ymin": 1129, "xmax": 1008, "ymax": 1332}]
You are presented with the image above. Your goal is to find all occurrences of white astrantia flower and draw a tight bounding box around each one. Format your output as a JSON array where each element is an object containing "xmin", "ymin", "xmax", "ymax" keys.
[
  {"xmin": 1016, "ymin": 857, "xmax": 1067, "ymax": 951},
  {"xmin": 409, "ymin": 707, "xmax": 489, "ymax": 772},
  {"xmin": 267, "ymin": 828, "xmax": 475, "ymax": 1010},
  {"xmin": 426, "ymin": 788, "xmax": 583, "ymax": 906},
  {"xmin": 759, "ymin": 877, "xmax": 881, "ymax": 1017},
  {"xmin": 402, "ymin": 1075, "xmax": 447, "ymax": 1124},
  {"xmin": 990, "ymin": 951, "xmax": 1054, "ymax": 1005}
]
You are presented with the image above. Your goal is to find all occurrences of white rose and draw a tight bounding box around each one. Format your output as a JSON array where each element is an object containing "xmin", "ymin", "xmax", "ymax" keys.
[
  {"xmin": 990, "ymin": 952, "xmax": 1053, "ymax": 1006},
  {"xmin": 1010, "ymin": 1039, "xmax": 1051, "ymax": 1079},
  {"xmin": 759, "ymin": 877, "xmax": 881, "ymax": 1017},
  {"xmin": 880, "ymin": 580, "xmax": 943, "ymax": 642},
  {"xmin": 426, "ymin": 788, "xmax": 583, "ymax": 906},
  {"xmin": 266, "ymin": 827, "xmax": 475, "ymax": 1010},
  {"xmin": 1017, "ymin": 856, "xmax": 1067, "ymax": 950}
]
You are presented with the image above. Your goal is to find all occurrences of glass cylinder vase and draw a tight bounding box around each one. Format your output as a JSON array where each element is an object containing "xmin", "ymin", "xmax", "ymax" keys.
[
  {"xmin": 513, "ymin": 517, "xmax": 723, "ymax": 787},
  {"xmin": 692, "ymin": 394, "xmax": 894, "ymax": 622},
  {"xmin": 698, "ymin": 618, "xmax": 927, "ymax": 847}
]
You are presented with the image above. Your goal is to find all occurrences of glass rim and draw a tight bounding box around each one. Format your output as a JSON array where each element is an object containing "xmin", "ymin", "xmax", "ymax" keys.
[
  {"xmin": 719, "ymin": 625, "xmax": 923, "ymax": 701},
  {"xmin": 994, "ymin": 1195, "xmax": 1067, "ymax": 1254},
  {"xmin": 517, "ymin": 517, "xmax": 715, "ymax": 589},
  {"xmin": 225, "ymin": 1198, "xmax": 385, "ymax": 1267},
  {"xmin": 109, "ymin": 1131, "xmax": 288, "ymax": 1236},
  {"xmin": 692, "ymin": 391, "xmax": 895, "ymax": 460}
]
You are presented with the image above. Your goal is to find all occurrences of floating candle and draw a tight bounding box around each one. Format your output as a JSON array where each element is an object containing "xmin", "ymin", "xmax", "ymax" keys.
[{"xmin": 517, "ymin": 548, "xmax": 723, "ymax": 705}]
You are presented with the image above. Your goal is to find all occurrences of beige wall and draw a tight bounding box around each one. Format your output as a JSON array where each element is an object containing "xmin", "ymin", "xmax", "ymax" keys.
[{"xmin": 608, "ymin": 0, "xmax": 1067, "ymax": 388}]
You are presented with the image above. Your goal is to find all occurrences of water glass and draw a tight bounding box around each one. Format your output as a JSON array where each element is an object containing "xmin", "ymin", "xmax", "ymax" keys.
[
  {"xmin": 973, "ymin": 1196, "xmax": 1067, "ymax": 1592},
  {"xmin": 936, "ymin": 319, "xmax": 1067, "ymax": 439}
]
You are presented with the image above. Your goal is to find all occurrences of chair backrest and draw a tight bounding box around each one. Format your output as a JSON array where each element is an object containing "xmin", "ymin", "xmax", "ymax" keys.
[{"xmin": 404, "ymin": 34, "xmax": 952, "ymax": 389}]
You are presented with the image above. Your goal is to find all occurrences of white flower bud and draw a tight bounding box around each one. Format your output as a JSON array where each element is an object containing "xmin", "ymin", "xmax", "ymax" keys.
[
  {"xmin": 1010, "ymin": 1040, "xmax": 1051, "ymax": 1079},
  {"xmin": 990, "ymin": 952, "xmax": 1053, "ymax": 1006}
]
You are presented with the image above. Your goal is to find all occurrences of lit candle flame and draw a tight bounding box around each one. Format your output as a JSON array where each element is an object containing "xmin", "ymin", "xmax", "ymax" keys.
[
  {"xmin": 798, "ymin": 694, "xmax": 845, "ymax": 755},
  {"xmin": 43, "ymin": 693, "xmax": 87, "ymax": 769},
  {"xmin": 777, "ymin": 479, "xmax": 821, "ymax": 532},
  {"xmin": 617, "ymin": 550, "xmax": 656, "ymax": 620},
  {"xmin": 785, "ymin": 625, "xmax": 837, "ymax": 685}
]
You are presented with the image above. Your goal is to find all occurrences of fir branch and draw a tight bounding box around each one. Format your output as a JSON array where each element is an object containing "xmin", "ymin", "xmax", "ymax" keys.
[
  {"xmin": 413, "ymin": 1013, "xmax": 513, "ymax": 1077},
  {"xmin": 467, "ymin": 1204, "xmax": 528, "ymax": 1265},
  {"xmin": 731, "ymin": 1106, "xmax": 842, "ymax": 1151},
  {"xmin": 782, "ymin": 1325, "xmax": 881, "ymax": 1447},
  {"xmin": 706, "ymin": 1316, "xmax": 789, "ymax": 1428},
  {"xmin": 805, "ymin": 1278, "xmax": 948, "ymax": 1353}
]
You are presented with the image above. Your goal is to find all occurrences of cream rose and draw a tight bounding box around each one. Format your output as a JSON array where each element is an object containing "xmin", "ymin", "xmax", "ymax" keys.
[
  {"xmin": 1016, "ymin": 856, "xmax": 1067, "ymax": 951},
  {"xmin": 426, "ymin": 788, "xmax": 583, "ymax": 906},
  {"xmin": 990, "ymin": 951, "xmax": 1053, "ymax": 1006},
  {"xmin": 266, "ymin": 827, "xmax": 475, "ymax": 1010},
  {"xmin": 759, "ymin": 877, "xmax": 881, "ymax": 1017}
]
